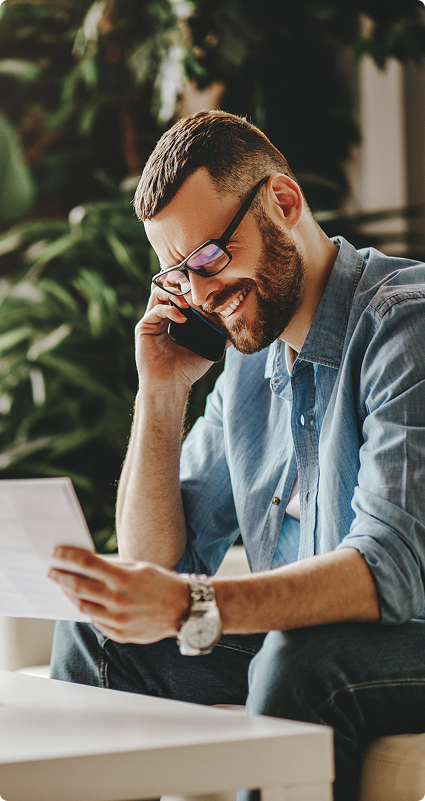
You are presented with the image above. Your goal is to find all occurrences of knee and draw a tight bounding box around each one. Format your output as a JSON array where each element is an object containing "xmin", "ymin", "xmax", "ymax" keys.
[
  {"xmin": 246, "ymin": 626, "xmax": 345, "ymax": 722},
  {"xmin": 50, "ymin": 621, "xmax": 105, "ymax": 686},
  {"xmin": 246, "ymin": 629, "xmax": 307, "ymax": 716}
]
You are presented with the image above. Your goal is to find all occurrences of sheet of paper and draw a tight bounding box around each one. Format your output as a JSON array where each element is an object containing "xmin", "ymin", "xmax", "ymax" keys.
[{"xmin": 0, "ymin": 477, "xmax": 95, "ymax": 620}]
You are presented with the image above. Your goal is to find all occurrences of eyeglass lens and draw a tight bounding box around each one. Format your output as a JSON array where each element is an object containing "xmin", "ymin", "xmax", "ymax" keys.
[{"xmin": 156, "ymin": 243, "xmax": 229, "ymax": 294}]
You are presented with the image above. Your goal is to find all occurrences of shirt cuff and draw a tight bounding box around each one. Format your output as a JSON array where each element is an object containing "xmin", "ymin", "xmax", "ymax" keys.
[{"xmin": 337, "ymin": 493, "xmax": 425, "ymax": 624}]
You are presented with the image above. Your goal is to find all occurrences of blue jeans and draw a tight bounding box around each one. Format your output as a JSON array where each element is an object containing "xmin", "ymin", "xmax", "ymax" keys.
[{"xmin": 51, "ymin": 619, "xmax": 425, "ymax": 801}]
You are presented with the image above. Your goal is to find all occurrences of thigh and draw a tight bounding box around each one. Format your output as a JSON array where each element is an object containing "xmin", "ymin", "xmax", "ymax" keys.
[
  {"xmin": 51, "ymin": 620, "xmax": 265, "ymax": 706},
  {"xmin": 247, "ymin": 620, "xmax": 425, "ymax": 737},
  {"xmin": 246, "ymin": 620, "xmax": 425, "ymax": 801}
]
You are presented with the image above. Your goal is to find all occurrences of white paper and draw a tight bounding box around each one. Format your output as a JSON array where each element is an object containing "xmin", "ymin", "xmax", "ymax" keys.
[{"xmin": 0, "ymin": 477, "xmax": 95, "ymax": 620}]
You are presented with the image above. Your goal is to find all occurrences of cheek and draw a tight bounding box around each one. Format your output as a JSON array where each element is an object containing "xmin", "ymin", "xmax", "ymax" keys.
[
  {"xmin": 227, "ymin": 252, "xmax": 259, "ymax": 284},
  {"xmin": 228, "ymin": 225, "xmax": 263, "ymax": 278}
]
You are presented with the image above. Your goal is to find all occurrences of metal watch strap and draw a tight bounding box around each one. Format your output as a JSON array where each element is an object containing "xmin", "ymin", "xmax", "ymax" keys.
[
  {"xmin": 177, "ymin": 574, "xmax": 222, "ymax": 656},
  {"xmin": 182, "ymin": 573, "xmax": 216, "ymax": 604}
]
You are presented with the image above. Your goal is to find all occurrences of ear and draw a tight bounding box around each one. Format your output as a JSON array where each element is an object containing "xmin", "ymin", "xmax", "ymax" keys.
[{"xmin": 263, "ymin": 173, "xmax": 303, "ymax": 230}]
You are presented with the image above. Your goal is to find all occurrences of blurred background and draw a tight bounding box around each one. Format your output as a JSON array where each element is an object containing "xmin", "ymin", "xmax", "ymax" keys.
[{"xmin": 0, "ymin": 0, "xmax": 424, "ymax": 552}]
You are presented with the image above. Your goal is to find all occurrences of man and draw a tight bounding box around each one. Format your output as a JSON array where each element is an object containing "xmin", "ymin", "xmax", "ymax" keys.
[{"xmin": 50, "ymin": 111, "xmax": 425, "ymax": 801}]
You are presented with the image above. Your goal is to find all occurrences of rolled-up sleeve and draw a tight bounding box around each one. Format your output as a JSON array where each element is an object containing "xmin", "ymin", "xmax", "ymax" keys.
[
  {"xmin": 174, "ymin": 370, "xmax": 240, "ymax": 575},
  {"xmin": 337, "ymin": 291, "xmax": 425, "ymax": 624}
]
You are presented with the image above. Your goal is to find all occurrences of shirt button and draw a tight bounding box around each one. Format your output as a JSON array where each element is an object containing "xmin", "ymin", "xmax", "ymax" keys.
[
  {"xmin": 300, "ymin": 414, "xmax": 305, "ymax": 426},
  {"xmin": 272, "ymin": 496, "xmax": 281, "ymax": 505}
]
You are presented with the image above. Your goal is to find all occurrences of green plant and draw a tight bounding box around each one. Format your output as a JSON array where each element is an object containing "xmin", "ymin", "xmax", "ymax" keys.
[
  {"xmin": 1, "ymin": 0, "xmax": 425, "ymax": 216},
  {"xmin": 0, "ymin": 0, "xmax": 194, "ymax": 214},
  {"xmin": 0, "ymin": 190, "xmax": 156, "ymax": 549}
]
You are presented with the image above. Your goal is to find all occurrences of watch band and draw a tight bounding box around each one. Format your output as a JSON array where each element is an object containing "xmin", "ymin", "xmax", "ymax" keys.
[
  {"xmin": 177, "ymin": 574, "xmax": 222, "ymax": 656},
  {"xmin": 182, "ymin": 573, "xmax": 216, "ymax": 604}
]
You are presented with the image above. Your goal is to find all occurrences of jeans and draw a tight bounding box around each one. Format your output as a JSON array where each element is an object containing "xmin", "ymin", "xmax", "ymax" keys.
[{"xmin": 51, "ymin": 619, "xmax": 425, "ymax": 801}]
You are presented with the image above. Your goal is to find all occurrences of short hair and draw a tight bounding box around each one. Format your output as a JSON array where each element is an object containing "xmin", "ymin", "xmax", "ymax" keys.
[{"xmin": 134, "ymin": 110, "xmax": 300, "ymax": 221}]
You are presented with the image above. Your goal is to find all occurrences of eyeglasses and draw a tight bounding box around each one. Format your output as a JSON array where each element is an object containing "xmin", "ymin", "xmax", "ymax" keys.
[{"xmin": 152, "ymin": 176, "xmax": 269, "ymax": 297}]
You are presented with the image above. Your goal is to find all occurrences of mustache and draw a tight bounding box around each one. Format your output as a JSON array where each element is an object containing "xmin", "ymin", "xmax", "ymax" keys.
[{"xmin": 202, "ymin": 278, "xmax": 255, "ymax": 314}]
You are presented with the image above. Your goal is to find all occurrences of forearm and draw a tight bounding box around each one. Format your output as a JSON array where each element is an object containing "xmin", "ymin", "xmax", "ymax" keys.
[
  {"xmin": 49, "ymin": 546, "xmax": 381, "ymax": 646},
  {"xmin": 213, "ymin": 547, "xmax": 380, "ymax": 633},
  {"xmin": 116, "ymin": 385, "xmax": 189, "ymax": 567},
  {"xmin": 116, "ymin": 291, "xmax": 215, "ymax": 567}
]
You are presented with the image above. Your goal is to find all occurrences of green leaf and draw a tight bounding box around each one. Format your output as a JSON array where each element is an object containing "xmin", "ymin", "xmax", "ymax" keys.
[
  {"xmin": 22, "ymin": 463, "xmax": 94, "ymax": 492},
  {"xmin": 36, "ymin": 352, "xmax": 121, "ymax": 402},
  {"xmin": 82, "ymin": 0, "xmax": 106, "ymax": 44},
  {"xmin": 48, "ymin": 426, "xmax": 97, "ymax": 456},
  {"xmin": 0, "ymin": 58, "xmax": 40, "ymax": 81},
  {"xmin": 0, "ymin": 232, "xmax": 21, "ymax": 257},
  {"xmin": 79, "ymin": 102, "xmax": 99, "ymax": 136},
  {"xmin": 105, "ymin": 231, "xmax": 141, "ymax": 278},
  {"xmin": 39, "ymin": 280, "xmax": 80, "ymax": 314},
  {"xmin": 27, "ymin": 323, "xmax": 72, "ymax": 361},
  {"xmin": 0, "ymin": 327, "xmax": 32, "ymax": 354},
  {"xmin": 129, "ymin": 39, "xmax": 156, "ymax": 85},
  {"xmin": 25, "ymin": 234, "xmax": 77, "ymax": 275},
  {"xmin": 80, "ymin": 56, "xmax": 97, "ymax": 87},
  {"xmin": 0, "ymin": 436, "xmax": 54, "ymax": 469}
]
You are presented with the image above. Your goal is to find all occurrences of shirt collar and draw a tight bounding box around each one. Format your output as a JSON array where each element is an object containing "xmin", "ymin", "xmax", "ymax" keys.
[
  {"xmin": 264, "ymin": 236, "xmax": 365, "ymax": 383},
  {"xmin": 299, "ymin": 236, "xmax": 364, "ymax": 369}
]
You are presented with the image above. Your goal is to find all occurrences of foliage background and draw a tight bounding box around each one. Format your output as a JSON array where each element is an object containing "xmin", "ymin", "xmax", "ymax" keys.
[{"xmin": 0, "ymin": 0, "xmax": 424, "ymax": 549}]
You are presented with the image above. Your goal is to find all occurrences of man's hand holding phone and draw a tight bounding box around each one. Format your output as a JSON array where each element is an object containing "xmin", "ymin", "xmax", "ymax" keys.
[{"xmin": 135, "ymin": 288, "xmax": 226, "ymax": 391}]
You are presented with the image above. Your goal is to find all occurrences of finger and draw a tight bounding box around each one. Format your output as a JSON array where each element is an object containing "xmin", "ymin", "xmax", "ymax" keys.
[
  {"xmin": 49, "ymin": 567, "xmax": 107, "ymax": 601},
  {"xmin": 82, "ymin": 616, "xmax": 164, "ymax": 644},
  {"xmin": 137, "ymin": 302, "xmax": 187, "ymax": 334},
  {"xmin": 52, "ymin": 547, "xmax": 121, "ymax": 583},
  {"xmin": 61, "ymin": 589, "xmax": 107, "ymax": 617},
  {"xmin": 49, "ymin": 562, "xmax": 138, "ymax": 614},
  {"xmin": 59, "ymin": 590, "xmax": 131, "ymax": 636},
  {"xmin": 148, "ymin": 285, "xmax": 190, "ymax": 309},
  {"xmin": 87, "ymin": 621, "xmax": 131, "ymax": 642}
]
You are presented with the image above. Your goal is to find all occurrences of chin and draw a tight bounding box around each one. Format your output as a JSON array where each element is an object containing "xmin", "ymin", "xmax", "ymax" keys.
[{"xmin": 227, "ymin": 320, "xmax": 275, "ymax": 355}]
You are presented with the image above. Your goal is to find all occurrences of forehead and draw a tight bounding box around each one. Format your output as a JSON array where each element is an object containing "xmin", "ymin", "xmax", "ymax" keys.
[{"xmin": 144, "ymin": 168, "xmax": 240, "ymax": 265}]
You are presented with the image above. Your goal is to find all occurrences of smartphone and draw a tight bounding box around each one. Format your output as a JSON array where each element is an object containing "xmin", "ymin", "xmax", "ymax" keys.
[{"xmin": 168, "ymin": 303, "xmax": 227, "ymax": 362}]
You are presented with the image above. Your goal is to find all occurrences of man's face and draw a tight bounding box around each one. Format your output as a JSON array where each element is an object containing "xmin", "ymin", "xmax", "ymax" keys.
[
  {"xmin": 201, "ymin": 212, "xmax": 305, "ymax": 354},
  {"xmin": 145, "ymin": 169, "xmax": 305, "ymax": 354}
]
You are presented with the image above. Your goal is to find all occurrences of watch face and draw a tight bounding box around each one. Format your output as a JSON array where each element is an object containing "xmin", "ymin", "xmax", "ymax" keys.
[{"xmin": 185, "ymin": 616, "xmax": 221, "ymax": 649}]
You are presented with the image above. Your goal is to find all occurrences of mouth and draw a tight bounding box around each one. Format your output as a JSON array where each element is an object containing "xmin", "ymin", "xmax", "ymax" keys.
[{"xmin": 216, "ymin": 287, "xmax": 251, "ymax": 320}]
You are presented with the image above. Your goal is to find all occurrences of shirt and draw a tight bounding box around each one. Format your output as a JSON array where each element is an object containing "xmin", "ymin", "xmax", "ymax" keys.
[{"xmin": 176, "ymin": 237, "xmax": 425, "ymax": 625}]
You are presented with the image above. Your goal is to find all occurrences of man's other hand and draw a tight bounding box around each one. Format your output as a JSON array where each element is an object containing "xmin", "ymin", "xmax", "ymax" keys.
[{"xmin": 48, "ymin": 547, "xmax": 189, "ymax": 644}]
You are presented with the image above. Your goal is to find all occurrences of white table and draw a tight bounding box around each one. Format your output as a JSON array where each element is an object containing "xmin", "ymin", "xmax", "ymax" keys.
[{"xmin": 0, "ymin": 670, "xmax": 333, "ymax": 801}]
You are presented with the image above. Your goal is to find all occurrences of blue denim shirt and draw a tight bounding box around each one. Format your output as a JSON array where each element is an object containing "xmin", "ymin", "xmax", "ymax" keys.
[{"xmin": 176, "ymin": 237, "xmax": 425, "ymax": 625}]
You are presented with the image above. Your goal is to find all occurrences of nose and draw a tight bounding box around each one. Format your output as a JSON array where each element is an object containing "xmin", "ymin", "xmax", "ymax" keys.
[{"xmin": 188, "ymin": 271, "xmax": 221, "ymax": 308}]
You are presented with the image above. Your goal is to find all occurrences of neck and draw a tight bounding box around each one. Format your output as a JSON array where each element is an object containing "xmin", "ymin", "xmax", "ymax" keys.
[{"xmin": 280, "ymin": 225, "xmax": 338, "ymax": 353}]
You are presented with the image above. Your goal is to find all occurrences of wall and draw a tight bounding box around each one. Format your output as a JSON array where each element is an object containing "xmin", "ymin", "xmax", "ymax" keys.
[{"xmin": 346, "ymin": 55, "xmax": 425, "ymax": 257}]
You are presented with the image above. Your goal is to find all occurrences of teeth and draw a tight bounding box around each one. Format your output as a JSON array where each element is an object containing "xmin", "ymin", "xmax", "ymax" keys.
[{"xmin": 222, "ymin": 289, "xmax": 249, "ymax": 318}]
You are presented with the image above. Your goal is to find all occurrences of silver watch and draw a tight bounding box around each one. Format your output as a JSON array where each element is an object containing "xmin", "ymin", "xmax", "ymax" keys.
[{"xmin": 177, "ymin": 574, "xmax": 222, "ymax": 656}]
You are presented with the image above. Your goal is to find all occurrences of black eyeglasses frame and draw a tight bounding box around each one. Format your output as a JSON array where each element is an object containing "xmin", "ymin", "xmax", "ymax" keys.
[{"xmin": 152, "ymin": 176, "xmax": 270, "ymax": 297}]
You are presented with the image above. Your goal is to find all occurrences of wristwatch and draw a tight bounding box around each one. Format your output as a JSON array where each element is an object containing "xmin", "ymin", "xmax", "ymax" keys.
[{"xmin": 177, "ymin": 574, "xmax": 222, "ymax": 656}]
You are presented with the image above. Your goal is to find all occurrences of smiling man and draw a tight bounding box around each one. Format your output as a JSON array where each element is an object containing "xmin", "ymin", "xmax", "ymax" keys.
[{"xmin": 50, "ymin": 111, "xmax": 425, "ymax": 801}]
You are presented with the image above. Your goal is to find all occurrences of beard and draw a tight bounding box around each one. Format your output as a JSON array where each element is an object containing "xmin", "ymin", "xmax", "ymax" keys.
[{"xmin": 201, "ymin": 216, "xmax": 305, "ymax": 355}]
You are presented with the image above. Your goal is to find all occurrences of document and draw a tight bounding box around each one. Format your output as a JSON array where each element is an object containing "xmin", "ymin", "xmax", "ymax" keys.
[{"xmin": 0, "ymin": 477, "xmax": 95, "ymax": 621}]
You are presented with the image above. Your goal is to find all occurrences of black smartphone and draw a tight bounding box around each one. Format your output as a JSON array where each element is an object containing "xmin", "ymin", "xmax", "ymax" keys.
[{"xmin": 168, "ymin": 303, "xmax": 227, "ymax": 362}]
